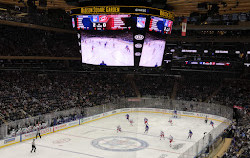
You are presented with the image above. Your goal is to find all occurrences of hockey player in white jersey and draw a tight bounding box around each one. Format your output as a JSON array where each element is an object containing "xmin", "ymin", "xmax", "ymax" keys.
[
  {"xmin": 168, "ymin": 119, "xmax": 173, "ymax": 126},
  {"xmin": 117, "ymin": 125, "xmax": 121, "ymax": 133},
  {"xmin": 160, "ymin": 131, "xmax": 165, "ymax": 140},
  {"xmin": 169, "ymin": 135, "xmax": 173, "ymax": 147},
  {"xmin": 129, "ymin": 119, "xmax": 134, "ymax": 126}
]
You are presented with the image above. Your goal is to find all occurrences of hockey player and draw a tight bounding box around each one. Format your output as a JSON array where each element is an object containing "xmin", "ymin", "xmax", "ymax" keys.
[
  {"xmin": 144, "ymin": 118, "xmax": 148, "ymax": 125},
  {"xmin": 203, "ymin": 132, "xmax": 207, "ymax": 139},
  {"xmin": 205, "ymin": 116, "xmax": 208, "ymax": 124},
  {"xmin": 100, "ymin": 61, "xmax": 106, "ymax": 66},
  {"xmin": 126, "ymin": 114, "xmax": 129, "ymax": 121},
  {"xmin": 169, "ymin": 135, "xmax": 173, "ymax": 147},
  {"xmin": 168, "ymin": 119, "xmax": 173, "ymax": 126},
  {"xmin": 160, "ymin": 131, "xmax": 165, "ymax": 140},
  {"xmin": 30, "ymin": 139, "xmax": 36, "ymax": 153},
  {"xmin": 187, "ymin": 130, "xmax": 193, "ymax": 139},
  {"xmin": 36, "ymin": 124, "xmax": 41, "ymax": 139},
  {"xmin": 125, "ymin": 45, "xmax": 130, "ymax": 52},
  {"xmin": 117, "ymin": 125, "xmax": 122, "ymax": 133},
  {"xmin": 153, "ymin": 48, "xmax": 156, "ymax": 54},
  {"xmin": 144, "ymin": 124, "xmax": 149, "ymax": 134},
  {"xmin": 173, "ymin": 110, "xmax": 178, "ymax": 118},
  {"xmin": 210, "ymin": 121, "xmax": 214, "ymax": 128},
  {"xmin": 129, "ymin": 119, "xmax": 134, "ymax": 126},
  {"xmin": 91, "ymin": 46, "xmax": 94, "ymax": 52}
]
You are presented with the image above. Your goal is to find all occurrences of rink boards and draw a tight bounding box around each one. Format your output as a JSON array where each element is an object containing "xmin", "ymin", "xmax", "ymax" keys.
[{"xmin": 0, "ymin": 108, "xmax": 231, "ymax": 149}]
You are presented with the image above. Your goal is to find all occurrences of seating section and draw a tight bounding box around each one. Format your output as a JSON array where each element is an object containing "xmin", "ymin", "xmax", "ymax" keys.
[
  {"xmin": 209, "ymin": 80, "xmax": 250, "ymax": 107},
  {"xmin": 134, "ymin": 75, "xmax": 175, "ymax": 97},
  {"xmin": 0, "ymin": 71, "xmax": 135, "ymax": 123},
  {"xmin": 0, "ymin": 26, "xmax": 79, "ymax": 57}
]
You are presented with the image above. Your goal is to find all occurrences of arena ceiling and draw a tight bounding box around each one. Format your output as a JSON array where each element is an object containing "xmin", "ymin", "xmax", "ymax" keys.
[{"xmin": 0, "ymin": 0, "xmax": 249, "ymax": 17}]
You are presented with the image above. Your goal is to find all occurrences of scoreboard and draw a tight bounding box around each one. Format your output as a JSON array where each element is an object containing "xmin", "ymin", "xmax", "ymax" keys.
[
  {"xmin": 76, "ymin": 14, "xmax": 131, "ymax": 30},
  {"xmin": 71, "ymin": 6, "xmax": 174, "ymax": 20},
  {"xmin": 76, "ymin": 14, "xmax": 173, "ymax": 34},
  {"xmin": 71, "ymin": 6, "xmax": 174, "ymax": 67},
  {"xmin": 149, "ymin": 16, "xmax": 173, "ymax": 34}
]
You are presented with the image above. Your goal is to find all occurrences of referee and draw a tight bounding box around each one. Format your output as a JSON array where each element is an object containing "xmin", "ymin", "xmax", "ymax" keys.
[
  {"xmin": 30, "ymin": 139, "xmax": 36, "ymax": 153},
  {"xmin": 36, "ymin": 125, "xmax": 41, "ymax": 139}
]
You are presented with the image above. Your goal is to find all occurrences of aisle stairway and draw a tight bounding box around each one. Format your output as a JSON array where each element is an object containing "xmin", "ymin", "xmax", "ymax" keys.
[
  {"xmin": 209, "ymin": 138, "xmax": 232, "ymax": 158},
  {"xmin": 205, "ymin": 81, "xmax": 223, "ymax": 103},
  {"xmin": 171, "ymin": 79, "xmax": 179, "ymax": 100},
  {"xmin": 127, "ymin": 74, "xmax": 141, "ymax": 98}
]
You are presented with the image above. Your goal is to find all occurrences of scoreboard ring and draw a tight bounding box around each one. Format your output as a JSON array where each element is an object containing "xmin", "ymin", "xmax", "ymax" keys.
[{"xmin": 71, "ymin": 6, "xmax": 175, "ymax": 21}]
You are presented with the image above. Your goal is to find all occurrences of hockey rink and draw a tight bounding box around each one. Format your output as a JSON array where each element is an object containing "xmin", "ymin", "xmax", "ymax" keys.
[{"xmin": 0, "ymin": 112, "xmax": 221, "ymax": 158}]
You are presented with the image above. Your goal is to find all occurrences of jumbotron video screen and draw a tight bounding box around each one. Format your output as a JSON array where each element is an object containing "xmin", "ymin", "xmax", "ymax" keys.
[{"xmin": 72, "ymin": 7, "xmax": 173, "ymax": 67}]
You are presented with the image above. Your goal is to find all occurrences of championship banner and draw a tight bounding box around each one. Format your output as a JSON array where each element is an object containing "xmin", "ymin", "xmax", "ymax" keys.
[{"xmin": 181, "ymin": 18, "xmax": 187, "ymax": 36}]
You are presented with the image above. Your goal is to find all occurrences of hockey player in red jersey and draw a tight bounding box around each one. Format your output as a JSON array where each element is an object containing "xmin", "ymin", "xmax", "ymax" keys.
[
  {"xmin": 160, "ymin": 131, "xmax": 165, "ymax": 140},
  {"xmin": 168, "ymin": 119, "xmax": 173, "ymax": 126},
  {"xmin": 129, "ymin": 119, "xmax": 134, "ymax": 126},
  {"xmin": 169, "ymin": 135, "xmax": 173, "ymax": 147},
  {"xmin": 117, "ymin": 125, "xmax": 121, "ymax": 133},
  {"xmin": 144, "ymin": 117, "xmax": 148, "ymax": 125}
]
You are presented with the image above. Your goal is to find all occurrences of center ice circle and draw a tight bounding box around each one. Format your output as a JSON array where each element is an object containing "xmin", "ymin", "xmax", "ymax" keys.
[{"xmin": 91, "ymin": 136, "xmax": 148, "ymax": 152}]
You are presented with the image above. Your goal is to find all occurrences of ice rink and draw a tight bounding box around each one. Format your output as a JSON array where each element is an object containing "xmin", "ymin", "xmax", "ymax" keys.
[{"xmin": 0, "ymin": 112, "xmax": 220, "ymax": 158}]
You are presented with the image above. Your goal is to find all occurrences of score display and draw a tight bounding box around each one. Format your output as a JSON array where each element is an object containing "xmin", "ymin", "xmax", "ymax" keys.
[
  {"xmin": 77, "ymin": 14, "xmax": 131, "ymax": 30},
  {"xmin": 149, "ymin": 16, "xmax": 173, "ymax": 34}
]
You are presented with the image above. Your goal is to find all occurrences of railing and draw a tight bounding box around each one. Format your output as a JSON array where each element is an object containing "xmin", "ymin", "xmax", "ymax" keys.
[
  {"xmin": 0, "ymin": 108, "xmax": 81, "ymax": 139},
  {"xmin": 178, "ymin": 120, "xmax": 229, "ymax": 158},
  {"xmin": 0, "ymin": 97, "xmax": 233, "ymax": 158}
]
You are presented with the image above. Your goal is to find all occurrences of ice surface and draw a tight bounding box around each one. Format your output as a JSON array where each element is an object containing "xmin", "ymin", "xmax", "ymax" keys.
[{"xmin": 0, "ymin": 112, "xmax": 220, "ymax": 158}]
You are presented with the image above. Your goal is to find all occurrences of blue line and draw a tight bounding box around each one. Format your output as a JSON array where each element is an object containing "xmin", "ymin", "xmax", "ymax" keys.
[{"xmin": 29, "ymin": 143, "xmax": 105, "ymax": 158}]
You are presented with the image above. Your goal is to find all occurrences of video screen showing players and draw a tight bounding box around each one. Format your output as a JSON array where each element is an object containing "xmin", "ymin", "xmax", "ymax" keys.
[
  {"xmin": 139, "ymin": 32, "xmax": 166, "ymax": 67},
  {"xmin": 81, "ymin": 31, "xmax": 134, "ymax": 66},
  {"xmin": 77, "ymin": 15, "xmax": 132, "ymax": 30}
]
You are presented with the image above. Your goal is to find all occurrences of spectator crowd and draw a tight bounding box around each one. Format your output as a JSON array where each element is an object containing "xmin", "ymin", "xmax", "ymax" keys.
[
  {"xmin": 222, "ymin": 109, "xmax": 249, "ymax": 158},
  {"xmin": 1, "ymin": 71, "xmax": 249, "ymax": 124},
  {"xmin": 0, "ymin": 25, "xmax": 79, "ymax": 57},
  {"xmin": 0, "ymin": 71, "xmax": 135, "ymax": 124}
]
